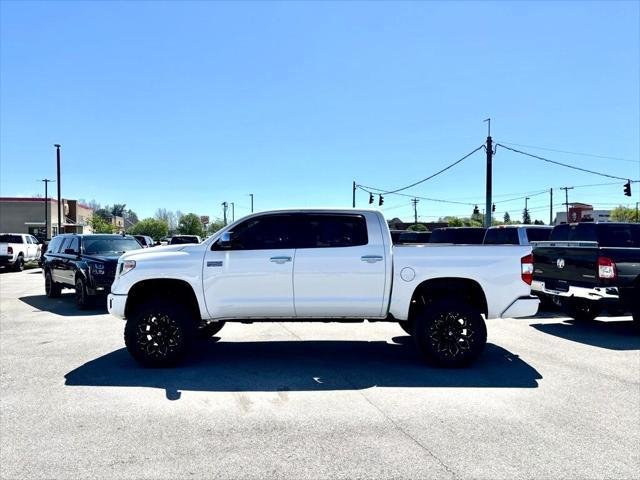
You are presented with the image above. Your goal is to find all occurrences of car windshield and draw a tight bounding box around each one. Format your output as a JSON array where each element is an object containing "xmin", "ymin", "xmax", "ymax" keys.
[
  {"xmin": 82, "ymin": 237, "xmax": 142, "ymax": 255},
  {"xmin": 0, "ymin": 234, "xmax": 22, "ymax": 243}
]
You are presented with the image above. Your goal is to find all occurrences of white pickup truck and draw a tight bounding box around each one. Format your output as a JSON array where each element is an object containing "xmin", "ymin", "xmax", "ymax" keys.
[
  {"xmin": 108, "ymin": 209, "xmax": 538, "ymax": 368},
  {"xmin": 0, "ymin": 233, "xmax": 42, "ymax": 271}
]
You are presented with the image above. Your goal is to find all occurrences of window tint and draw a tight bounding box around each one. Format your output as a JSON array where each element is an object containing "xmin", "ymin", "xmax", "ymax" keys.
[
  {"xmin": 0, "ymin": 234, "xmax": 23, "ymax": 243},
  {"xmin": 58, "ymin": 237, "xmax": 72, "ymax": 252},
  {"xmin": 429, "ymin": 229, "xmax": 456, "ymax": 243},
  {"xmin": 82, "ymin": 237, "xmax": 142, "ymax": 254},
  {"xmin": 298, "ymin": 214, "xmax": 368, "ymax": 248},
  {"xmin": 226, "ymin": 215, "xmax": 294, "ymax": 250},
  {"xmin": 25, "ymin": 236, "xmax": 33, "ymax": 244},
  {"xmin": 483, "ymin": 228, "xmax": 520, "ymax": 245},
  {"xmin": 568, "ymin": 224, "xmax": 597, "ymax": 242},
  {"xmin": 598, "ymin": 224, "xmax": 640, "ymax": 247},
  {"xmin": 30, "ymin": 236, "xmax": 40, "ymax": 244},
  {"xmin": 68, "ymin": 238, "xmax": 80, "ymax": 253},
  {"xmin": 456, "ymin": 228, "xmax": 486, "ymax": 244},
  {"xmin": 47, "ymin": 236, "xmax": 63, "ymax": 254},
  {"xmin": 549, "ymin": 225, "xmax": 569, "ymax": 241},
  {"xmin": 525, "ymin": 228, "xmax": 552, "ymax": 242}
]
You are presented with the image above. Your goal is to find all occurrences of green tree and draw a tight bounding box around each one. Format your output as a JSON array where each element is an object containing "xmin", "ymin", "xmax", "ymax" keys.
[
  {"xmin": 533, "ymin": 219, "xmax": 545, "ymax": 225},
  {"xmin": 610, "ymin": 205, "xmax": 638, "ymax": 223},
  {"xmin": 129, "ymin": 218, "xmax": 169, "ymax": 240},
  {"xmin": 94, "ymin": 208, "xmax": 112, "ymax": 222},
  {"xmin": 441, "ymin": 216, "xmax": 464, "ymax": 227},
  {"xmin": 522, "ymin": 208, "xmax": 531, "ymax": 225},
  {"xmin": 111, "ymin": 203, "xmax": 127, "ymax": 217},
  {"xmin": 89, "ymin": 215, "xmax": 114, "ymax": 233},
  {"xmin": 503, "ymin": 212, "xmax": 511, "ymax": 224},
  {"xmin": 407, "ymin": 223, "xmax": 427, "ymax": 232},
  {"xmin": 207, "ymin": 219, "xmax": 226, "ymax": 234},
  {"xmin": 178, "ymin": 213, "xmax": 205, "ymax": 236}
]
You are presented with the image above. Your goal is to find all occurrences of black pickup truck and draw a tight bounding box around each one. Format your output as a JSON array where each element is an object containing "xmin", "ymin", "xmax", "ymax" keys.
[{"xmin": 531, "ymin": 222, "xmax": 639, "ymax": 326}]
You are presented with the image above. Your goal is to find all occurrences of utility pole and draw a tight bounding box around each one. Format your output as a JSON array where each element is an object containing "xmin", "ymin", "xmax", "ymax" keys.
[
  {"xmin": 54, "ymin": 144, "xmax": 62, "ymax": 234},
  {"xmin": 411, "ymin": 198, "xmax": 419, "ymax": 226},
  {"xmin": 484, "ymin": 118, "xmax": 492, "ymax": 228},
  {"xmin": 222, "ymin": 202, "xmax": 228, "ymax": 225},
  {"xmin": 249, "ymin": 194, "xmax": 254, "ymax": 213},
  {"xmin": 231, "ymin": 202, "xmax": 235, "ymax": 222},
  {"xmin": 40, "ymin": 179, "xmax": 54, "ymax": 240},
  {"xmin": 549, "ymin": 188, "xmax": 553, "ymax": 225},
  {"xmin": 352, "ymin": 181, "xmax": 356, "ymax": 208},
  {"xmin": 561, "ymin": 187, "xmax": 573, "ymax": 223}
]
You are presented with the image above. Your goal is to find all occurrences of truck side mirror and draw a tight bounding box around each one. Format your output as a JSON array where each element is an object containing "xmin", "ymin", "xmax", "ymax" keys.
[{"xmin": 215, "ymin": 232, "xmax": 234, "ymax": 249}]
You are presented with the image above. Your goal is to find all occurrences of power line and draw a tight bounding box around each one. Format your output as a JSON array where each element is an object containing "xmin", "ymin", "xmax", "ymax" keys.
[
  {"xmin": 498, "ymin": 141, "xmax": 639, "ymax": 164},
  {"xmin": 375, "ymin": 145, "xmax": 485, "ymax": 195},
  {"xmin": 496, "ymin": 143, "xmax": 635, "ymax": 182},
  {"xmin": 356, "ymin": 185, "xmax": 476, "ymax": 206}
]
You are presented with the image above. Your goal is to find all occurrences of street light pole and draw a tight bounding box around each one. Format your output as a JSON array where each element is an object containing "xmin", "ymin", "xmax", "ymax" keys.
[
  {"xmin": 231, "ymin": 202, "xmax": 235, "ymax": 222},
  {"xmin": 249, "ymin": 194, "xmax": 254, "ymax": 213},
  {"xmin": 222, "ymin": 202, "xmax": 228, "ymax": 225},
  {"xmin": 54, "ymin": 144, "xmax": 62, "ymax": 234},
  {"xmin": 40, "ymin": 179, "xmax": 54, "ymax": 240}
]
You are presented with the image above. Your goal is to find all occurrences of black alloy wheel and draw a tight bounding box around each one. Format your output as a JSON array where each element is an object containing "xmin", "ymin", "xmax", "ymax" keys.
[
  {"xmin": 413, "ymin": 300, "xmax": 487, "ymax": 368},
  {"xmin": 124, "ymin": 300, "xmax": 195, "ymax": 367}
]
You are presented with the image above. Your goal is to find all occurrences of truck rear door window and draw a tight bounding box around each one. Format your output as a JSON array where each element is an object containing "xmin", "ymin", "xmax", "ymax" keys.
[
  {"xmin": 483, "ymin": 228, "xmax": 520, "ymax": 244},
  {"xmin": 525, "ymin": 228, "xmax": 552, "ymax": 242},
  {"xmin": 0, "ymin": 234, "xmax": 23, "ymax": 243},
  {"xmin": 598, "ymin": 225, "xmax": 640, "ymax": 247},
  {"xmin": 298, "ymin": 215, "xmax": 368, "ymax": 248}
]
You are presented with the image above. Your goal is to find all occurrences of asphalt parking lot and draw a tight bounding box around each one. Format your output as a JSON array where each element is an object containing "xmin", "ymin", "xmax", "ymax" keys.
[{"xmin": 1, "ymin": 268, "xmax": 639, "ymax": 480}]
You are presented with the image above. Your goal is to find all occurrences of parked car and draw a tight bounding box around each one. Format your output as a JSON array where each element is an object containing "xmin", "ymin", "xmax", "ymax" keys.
[
  {"xmin": 0, "ymin": 233, "xmax": 41, "ymax": 271},
  {"xmin": 42, "ymin": 234, "xmax": 142, "ymax": 309},
  {"xmin": 108, "ymin": 209, "xmax": 538, "ymax": 368},
  {"xmin": 483, "ymin": 225, "xmax": 553, "ymax": 245},
  {"xmin": 429, "ymin": 227, "xmax": 486, "ymax": 244},
  {"xmin": 398, "ymin": 231, "xmax": 431, "ymax": 244},
  {"xmin": 169, "ymin": 235, "xmax": 201, "ymax": 245},
  {"xmin": 532, "ymin": 222, "xmax": 640, "ymax": 325},
  {"xmin": 133, "ymin": 235, "xmax": 154, "ymax": 248}
]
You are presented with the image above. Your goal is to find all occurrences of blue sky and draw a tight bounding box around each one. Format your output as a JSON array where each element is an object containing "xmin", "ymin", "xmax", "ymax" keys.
[{"xmin": 1, "ymin": 1, "xmax": 638, "ymax": 223}]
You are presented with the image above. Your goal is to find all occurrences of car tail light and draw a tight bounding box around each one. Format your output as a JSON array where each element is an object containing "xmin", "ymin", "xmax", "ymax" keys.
[
  {"xmin": 597, "ymin": 257, "xmax": 616, "ymax": 280},
  {"xmin": 7, "ymin": 246, "xmax": 12, "ymax": 254},
  {"xmin": 521, "ymin": 254, "xmax": 534, "ymax": 285}
]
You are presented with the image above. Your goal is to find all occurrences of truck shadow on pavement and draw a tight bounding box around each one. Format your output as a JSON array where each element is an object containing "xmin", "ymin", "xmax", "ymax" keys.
[
  {"xmin": 531, "ymin": 318, "xmax": 640, "ymax": 350},
  {"xmin": 65, "ymin": 339, "xmax": 542, "ymax": 400},
  {"xmin": 19, "ymin": 294, "xmax": 108, "ymax": 317}
]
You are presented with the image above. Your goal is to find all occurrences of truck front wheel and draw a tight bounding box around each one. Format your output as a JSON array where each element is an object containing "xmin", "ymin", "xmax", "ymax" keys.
[
  {"xmin": 413, "ymin": 300, "xmax": 487, "ymax": 368},
  {"xmin": 124, "ymin": 300, "xmax": 196, "ymax": 367}
]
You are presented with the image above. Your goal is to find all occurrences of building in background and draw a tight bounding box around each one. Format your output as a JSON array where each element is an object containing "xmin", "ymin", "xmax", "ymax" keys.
[
  {"xmin": 553, "ymin": 202, "xmax": 611, "ymax": 225},
  {"xmin": 0, "ymin": 197, "xmax": 94, "ymax": 239}
]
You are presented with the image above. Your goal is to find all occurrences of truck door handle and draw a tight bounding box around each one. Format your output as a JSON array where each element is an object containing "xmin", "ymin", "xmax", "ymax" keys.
[
  {"xmin": 361, "ymin": 255, "xmax": 383, "ymax": 263},
  {"xmin": 270, "ymin": 256, "xmax": 292, "ymax": 264}
]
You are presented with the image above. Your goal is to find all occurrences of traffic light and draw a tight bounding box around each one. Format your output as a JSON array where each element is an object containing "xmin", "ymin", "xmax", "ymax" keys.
[
  {"xmin": 492, "ymin": 203, "xmax": 496, "ymax": 212},
  {"xmin": 473, "ymin": 205, "xmax": 480, "ymax": 215},
  {"xmin": 378, "ymin": 195, "xmax": 384, "ymax": 206},
  {"xmin": 624, "ymin": 181, "xmax": 631, "ymax": 197},
  {"xmin": 369, "ymin": 193, "xmax": 374, "ymax": 204}
]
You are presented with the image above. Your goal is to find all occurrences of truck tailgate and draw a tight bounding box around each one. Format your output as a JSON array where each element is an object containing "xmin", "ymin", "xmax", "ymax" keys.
[
  {"xmin": 0, "ymin": 244, "xmax": 8, "ymax": 256},
  {"xmin": 533, "ymin": 242, "xmax": 601, "ymax": 290}
]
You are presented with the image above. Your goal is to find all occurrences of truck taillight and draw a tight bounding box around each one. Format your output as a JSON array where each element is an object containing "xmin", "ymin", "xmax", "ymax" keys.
[
  {"xmin": 7, "ymin": 246, "xmax": 12, "ymax": 254},
  {"xmin": 597, "ymin": 257, "xmax": 616, "ymax": 280},
  {"xmin": 521, "ymin": 254, "xmax": 534, "ymax": 285}
]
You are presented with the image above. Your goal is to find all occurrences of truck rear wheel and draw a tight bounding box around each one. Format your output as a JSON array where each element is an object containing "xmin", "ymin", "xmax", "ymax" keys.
[
  {"xmin": 13, "ymin": 255, "xmax": 24, "ymax": 272},
  {"xmin": 413, "ymin": 300, "xmax": 487, "ymax": 368},
  {"xmin": 124, "ymin": 299, "xmax": 196, "ymax": 367},
  {"xmin": 44, "ymin": 270, "xmax": 61, "ymax": 298},
  {"xmin": 562, "ymin": 299, "xmax": 602, "ymax": 322}
]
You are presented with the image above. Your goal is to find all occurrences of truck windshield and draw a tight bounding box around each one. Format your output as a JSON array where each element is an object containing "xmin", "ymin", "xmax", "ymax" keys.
[
  {"xmin": 0, "ymin": 235, "xmax": 23, "ymax": 243},
  {"xmin": 82, "ymin": 237, "xmax": 142, "ymax": 255}
]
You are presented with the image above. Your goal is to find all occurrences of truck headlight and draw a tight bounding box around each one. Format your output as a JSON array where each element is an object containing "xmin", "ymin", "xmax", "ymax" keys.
[{"xmin": 119, "ymin": 259, "xmax": 136, "ymax": 276}]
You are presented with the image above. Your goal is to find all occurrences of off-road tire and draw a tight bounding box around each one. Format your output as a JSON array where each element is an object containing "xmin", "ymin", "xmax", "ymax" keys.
[
  {"xmin": 124, "ymin": 299, "xmax": 197, "ymax": 368},
  {"xmin": 398, "ymin": 319, "xmax": 414, "ymax": 335},
  {"xmin": 198, "ymin": 321, "xmax": 225, "ymax": 339},
  {"xmin": 45, "ymin": 270, "xmax": 61, "ymax": 298},
  {"xmin": 413, "ymin": 299, "xmax": 487, "ymax": 368}
]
